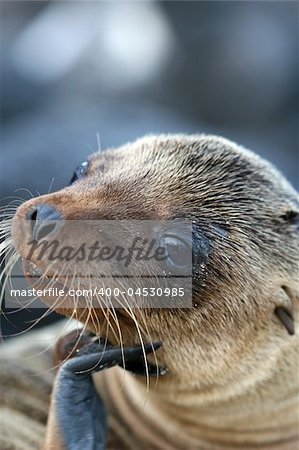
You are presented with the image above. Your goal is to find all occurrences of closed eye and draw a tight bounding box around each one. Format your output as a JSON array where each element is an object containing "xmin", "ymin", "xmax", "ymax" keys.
[{"xmin": 69, "ymin": 161, "xmax": 89, "ymax": 186}]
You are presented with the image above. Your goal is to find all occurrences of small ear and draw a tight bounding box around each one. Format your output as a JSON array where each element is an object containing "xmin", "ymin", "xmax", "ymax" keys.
[{"xmin": 274, "ymin": 306, "xmax": 295, "ymax": 336}]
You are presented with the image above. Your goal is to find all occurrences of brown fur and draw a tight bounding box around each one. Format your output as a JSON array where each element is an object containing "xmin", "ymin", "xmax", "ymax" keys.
[{"xmin": 12, "ymin": 135, "xmax": 299, "ymax": 449}]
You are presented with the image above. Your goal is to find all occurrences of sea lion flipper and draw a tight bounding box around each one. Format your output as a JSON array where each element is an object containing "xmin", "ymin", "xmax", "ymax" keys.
[
  {"xmin": 54, "ymin": 351, "xmax": 108, "ymax": 450},
  {"xmin": 51, "ymin": 341, "xmax": 161, "ymax": 450}
]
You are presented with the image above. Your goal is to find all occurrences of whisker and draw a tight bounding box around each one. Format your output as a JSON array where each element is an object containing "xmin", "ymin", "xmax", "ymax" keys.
[
  {"xmin": 14, "ymin": 187, "xmax": 35, "ymax": 199},
  {"xmin": 96, "ymin": 132, "xmax": 102, "ymax": 153},
  {"xmin": 115, "ymin": 281, "xmax": 150, "ymax": 395},
  {"xmin": 47, "ymin": 178, "xmax": 55, "ymax": 195}
]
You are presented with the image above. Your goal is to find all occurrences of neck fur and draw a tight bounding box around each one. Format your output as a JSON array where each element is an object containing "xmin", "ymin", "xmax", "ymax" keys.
[{"xmin": 97, "ymin": 340, "xmax": 299, "ymax": 449}]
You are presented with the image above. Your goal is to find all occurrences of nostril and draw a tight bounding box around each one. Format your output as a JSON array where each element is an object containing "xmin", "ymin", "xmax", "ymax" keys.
[
  {"xmin": 28, "ymin": 204, "xmax": 62, "ymax": 242},
  {"xmin": 27, "ymin": 208, "xmax": 38, "ymax": 240},
  {"xmin": 28, "ymin": 209, "xmax": 38, "ymax": 222}
]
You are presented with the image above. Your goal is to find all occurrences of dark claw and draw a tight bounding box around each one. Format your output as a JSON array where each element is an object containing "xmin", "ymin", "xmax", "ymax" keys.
[
  {"xmin": 73, "ymin": 339, "xmax": 166, "ymax": 377},
  {"xmin": 120, "ymin": 342, "xmax": 167, "ymax": 376},
  {"xmin": 69, "ymin": 342, "xmax": 160, "ymax": 375}
]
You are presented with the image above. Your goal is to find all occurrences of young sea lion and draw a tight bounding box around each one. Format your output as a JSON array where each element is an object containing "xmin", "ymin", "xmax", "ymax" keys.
[{"xmin": 11, "ymin": 135, "xmax": 299, "ymax": 449}]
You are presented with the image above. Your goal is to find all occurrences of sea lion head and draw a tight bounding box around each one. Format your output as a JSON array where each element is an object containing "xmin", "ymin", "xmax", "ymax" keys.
[{"xmin": 11, "ymin": 135, "xmax": 299, "ymax": 393}]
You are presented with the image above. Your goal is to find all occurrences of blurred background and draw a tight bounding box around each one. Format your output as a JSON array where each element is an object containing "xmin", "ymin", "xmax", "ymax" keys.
[{"xmin": 1, "ymin": 1, "xmax": 298, "ymax": 337}]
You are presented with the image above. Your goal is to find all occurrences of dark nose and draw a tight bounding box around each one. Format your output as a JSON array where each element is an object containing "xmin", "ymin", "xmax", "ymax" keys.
[{"xmin": 27, "ymin": 204, "xmax": 62, "ymax": 241}]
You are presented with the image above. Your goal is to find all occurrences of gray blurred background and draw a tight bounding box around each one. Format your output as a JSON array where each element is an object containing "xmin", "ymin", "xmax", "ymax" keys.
[{"xmin": 0, "ymin": 1, "xmax": 298, "ymax": 336}]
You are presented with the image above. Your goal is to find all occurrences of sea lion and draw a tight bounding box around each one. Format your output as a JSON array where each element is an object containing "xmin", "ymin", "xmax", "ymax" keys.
[{"xmin": 11, "ymin": 134, "xmax": 299, "ymax": 449}]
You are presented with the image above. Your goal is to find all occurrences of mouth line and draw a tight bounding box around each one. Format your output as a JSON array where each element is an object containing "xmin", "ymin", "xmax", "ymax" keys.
[
  {"xmin": 22, "ymin": 258, "xmax": 57, "ymax": 281},
  {"xmin": 21, "ymin": 260, "xmax": 140, "ymax": 321}
]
